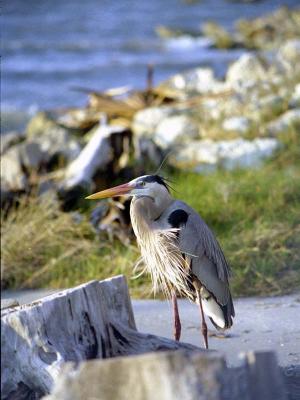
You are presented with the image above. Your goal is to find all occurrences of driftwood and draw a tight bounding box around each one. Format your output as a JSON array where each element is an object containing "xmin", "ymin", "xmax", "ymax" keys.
[
  {"xmin": 2, "ymin": 275, "xmax": 299, "ymax": 400},
  {"xmin": 1, "ymin": 276, "xmax": 202, "ymax": 399},
  {"xmin": 44, "ymin": 350, "xmax": 292, "ymax": 400},
  {"xmin": 62, "ymin": 121, "xmax": 127, "ymax": 190}
]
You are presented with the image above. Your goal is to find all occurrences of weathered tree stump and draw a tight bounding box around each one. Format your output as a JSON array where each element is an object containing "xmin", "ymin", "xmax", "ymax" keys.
[
  {"xmin": 43, "ymin": 350, "xmax": 290, "ymax": 400},
  {"xmin": 1, "ymin": 275, "xmax": 202, "ymax": 399}
]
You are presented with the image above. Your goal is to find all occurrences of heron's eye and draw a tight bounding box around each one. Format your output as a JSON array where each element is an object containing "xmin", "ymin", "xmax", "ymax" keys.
[{"xmin": 140, "ymin": 181, "xmax": 146, "ymax": 187}]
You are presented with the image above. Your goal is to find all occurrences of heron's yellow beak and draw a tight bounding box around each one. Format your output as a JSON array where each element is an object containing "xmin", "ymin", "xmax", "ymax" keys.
[{"xmin": 85, "ymin": 183, "xmax": 132, "ymax": 200}]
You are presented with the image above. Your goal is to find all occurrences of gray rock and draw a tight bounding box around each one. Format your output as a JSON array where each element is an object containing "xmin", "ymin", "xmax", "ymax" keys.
[
  {"xmin": 170, "ymin": 138, "xmax": 280, "ymax": 173},
  {"xmin": 26, "ymin": 112, "xmax": 82, "ymax": 166},
  {"xmin": 20, "ymin": 141, "xmax": 46, "ymax": 171},
  {"xmin": 289, "ymin": 83, "xmax": 300, "ymax": 109},
  {"xmin": 155, "ymin": 115, "xmax": 199, "ymax": 149},
  {"xmin": 0, "ymin": 131, "xmax": 26, "ymax": 154},
  {"xmin": 222, "ymin": 116, "xmax": 253, "ymax": 135},
  {"xmin": 266, "ymin": 109, "xmax": 300, "ymax": 136},
  {"xmin": 38, "ymin": 128, "xmax": 81, "ymax": 164},
  {"xmin": 277, "ymin": 39, "xmax": 300, "ymax": 70},
  {"xmin": 0, "ymin": 146, "xmax": 27, "ymax": 191},
  {"xmin": 226, "ymin": 53, "xmax": 269, "ymax": 89},
  {"xmin": 26, "ymin": 111, "xmax": 63, "ymax": 139},
  {"xmin": 132, "ymin": 106, "xmax": 176, "ymax": 138},
  {"xmin": 1, "ymin": 298, "xmax": 20, "ymax": 311},
  {"xmin": 161, "ymin": 67, "xmax": 228, "ymax": 95},
  {"xmin": 251, "ymin": 95, "xmax": 287, "ymax": 121}
]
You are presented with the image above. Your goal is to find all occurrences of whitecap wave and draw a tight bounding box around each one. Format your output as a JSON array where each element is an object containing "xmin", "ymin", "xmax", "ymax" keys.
[{"xmin": 164, "ymin": 36, "xmax": 214, "ymax": 50}]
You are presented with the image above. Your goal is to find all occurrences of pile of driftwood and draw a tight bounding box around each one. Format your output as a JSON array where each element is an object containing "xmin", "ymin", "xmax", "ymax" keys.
[{"xmin": 1, "ymin": 275, "xmax": 299, "ymax": 400}]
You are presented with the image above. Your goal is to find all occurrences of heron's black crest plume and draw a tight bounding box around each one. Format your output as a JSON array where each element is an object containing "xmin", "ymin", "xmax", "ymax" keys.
[{"xmin": 142, "ymin": 175, "xmax": 171, "ymax": 192}]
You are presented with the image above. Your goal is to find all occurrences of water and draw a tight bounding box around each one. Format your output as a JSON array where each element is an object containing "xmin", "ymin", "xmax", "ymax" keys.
[{"xmin": 2, "ymin": 0, "xmax": 299, "ymax": 132}]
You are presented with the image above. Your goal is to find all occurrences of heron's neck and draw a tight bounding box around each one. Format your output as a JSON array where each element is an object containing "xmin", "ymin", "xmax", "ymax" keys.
[{"xmin": 130, "ymin": 195, "xmax": 172, "ymax": 236}]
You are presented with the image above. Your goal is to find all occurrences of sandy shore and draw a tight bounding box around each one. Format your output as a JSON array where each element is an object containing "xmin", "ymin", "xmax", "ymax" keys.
[{"xmin": 2, "ymin": 290, "xmax": 299, "ymax": 367}]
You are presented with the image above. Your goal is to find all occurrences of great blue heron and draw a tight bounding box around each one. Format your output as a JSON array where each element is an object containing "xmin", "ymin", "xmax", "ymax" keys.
[{"xmin": 86, "ymin": 175, "xmax": 234, "ymax": 349}]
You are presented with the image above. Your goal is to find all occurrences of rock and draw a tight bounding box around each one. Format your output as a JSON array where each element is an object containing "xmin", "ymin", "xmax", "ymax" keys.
[
  {"xmin": 236, "ymin": 7, "xmax": 300, "ymax": 50},
  {"xmin": 202, "ymin": 21, "xmax": 235, "ymax": 49},
  {"xmin": 251, "ymin": 95, "xmax": 287, "ymax": 121},
  {"xmin": 26, "ymin": 111, "xmax": 82, "ymax": 167},
  {"xmin": 134, "ymin": 137, "xmax": 164, "ymax": 166},
  {"xmin": 20, "ymin": 141, "xmax": 46, "ymax": 171},
  {"xmin": 39, "ymin": 129, "xmax": 81, "ymax": 166},
  {"xmin": 1, "ymin": 276, "xmax": 202, "ymax": 399},
  {"xmin": 26, "ymin": 111, "xmax": 66, "ymax": 139},
  {"xmin": 226, "ymin": 53, "xmax": 269, "ymax": 89},
  {"xmin": 159, "ymin": 67, "xmax": 228, "ymax": 95},
  {"xmin": 155, "ymin": 115, "xmax": 199, "ymax": 149},
  {"xmin": 132, "ymin": 106, "xmax": 176, "ymax": 138},
  {"xmin": 289, "ymin": 84, "xmax": 300, "ymax": 109},
  {"xmin": 170, "ymin": 138, "xmax": 280, "ymax": 173},
  {"xmin": 222, "ymin": 116, "xmax": 253, "ymax": 135},
  {"xmin": 1, "ymin": 299, "xmax": 20, "ymax": 310},
  {"xmin": 0, "ymin": 146, "xmax": 28, "ymax": 191},
  {"xmin": 0, "ymin": 131, "xmax": 25, "ymax": 154},
  {"xmin": 266, "ymin": 109, "xmax": 300, "ymax": 136},
  {"xmin": 278, "ymin": 39, "xmax": 300, "ymax": 69},
  {"xmin": 218, "ymin": 138, "xmax": 280, "ymax": 170}
]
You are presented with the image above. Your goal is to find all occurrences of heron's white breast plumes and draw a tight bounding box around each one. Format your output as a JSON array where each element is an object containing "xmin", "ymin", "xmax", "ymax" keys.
[{"xmin": 133, "ymin": 226, "xmax": 191, "ymax": 299}]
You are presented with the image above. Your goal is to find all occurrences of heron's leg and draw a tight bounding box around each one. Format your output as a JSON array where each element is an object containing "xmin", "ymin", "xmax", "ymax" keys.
[
  {"xmin": 196, "ymin": 289, "xmax": 209, "ymax": 349},
  {"xmin": 172, "ymin": 291, "xmax": 181, "ymax": 341}
]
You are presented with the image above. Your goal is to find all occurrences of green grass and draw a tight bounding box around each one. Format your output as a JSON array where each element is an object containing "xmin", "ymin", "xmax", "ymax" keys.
[{"xmin": 1, "ymin": 130, "xmax": 299, "ymax": 298}]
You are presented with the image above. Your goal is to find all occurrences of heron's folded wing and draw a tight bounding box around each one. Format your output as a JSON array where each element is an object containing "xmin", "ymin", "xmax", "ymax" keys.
[
  {"xmin": 173, "ymin": 206, "xmax": 231, "ymax": 305},
  {"xmin": 175, "ymin": 206, "xmax": 231, "ymax": 282}
]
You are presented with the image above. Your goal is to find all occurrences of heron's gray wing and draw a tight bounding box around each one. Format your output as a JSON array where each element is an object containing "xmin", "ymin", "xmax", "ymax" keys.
[{"xmin": 166, "ymin": 201, "xmax": 232, "ymax": 306}]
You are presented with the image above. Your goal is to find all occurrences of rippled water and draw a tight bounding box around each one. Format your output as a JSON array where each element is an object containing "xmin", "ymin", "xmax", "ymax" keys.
[{"xmin": 2, "ymin": 0, "xmax": 299, "ymax": 131}]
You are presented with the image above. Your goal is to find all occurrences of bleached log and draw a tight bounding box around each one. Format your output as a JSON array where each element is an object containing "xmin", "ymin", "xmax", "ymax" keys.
[
  {"xmin": 62, "ymin": 121, "xmax": 127, "ymax": 190},
  {"xmin": 1, "ymin": 276, "xmax": 202, "ymax": 400},
  {"xmin": 43, "ymin": 350, "xmax": 288, "ymax": 400}
]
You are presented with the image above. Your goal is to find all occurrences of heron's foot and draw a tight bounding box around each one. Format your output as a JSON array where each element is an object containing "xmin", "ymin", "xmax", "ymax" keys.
[
  {"xmin": 174, "ymin": 318, "xmax": 181, "ymax": 341},
  {"xmin": 202, "ymin": 321, "xmax": 209, "ymax": 349}
]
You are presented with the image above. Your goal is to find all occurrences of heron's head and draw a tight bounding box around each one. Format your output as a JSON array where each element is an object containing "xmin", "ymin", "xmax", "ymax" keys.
[{"xmin": 85, "ymin": 175, "xmax": 171, "ymax": 201}]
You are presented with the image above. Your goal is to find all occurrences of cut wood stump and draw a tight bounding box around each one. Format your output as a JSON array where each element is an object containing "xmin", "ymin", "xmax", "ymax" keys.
[
  {"xmin": 1, "ymin": 275, "xmax": 202, "ymax": 399},
  {"xmin": 1, "ymin": 275, "xmax": 297, "ymax": 400}
]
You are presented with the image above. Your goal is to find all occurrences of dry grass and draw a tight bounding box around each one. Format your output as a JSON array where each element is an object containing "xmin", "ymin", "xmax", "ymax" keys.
[{"xmin": 1, "ymin": 197, "xmax": 95, "ymax": 288}]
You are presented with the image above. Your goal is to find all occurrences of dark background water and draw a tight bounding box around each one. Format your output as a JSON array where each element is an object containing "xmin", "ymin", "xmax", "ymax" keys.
[{"xmin": 2, "ymin": 0, "xmax": 299, "ymax": 124}]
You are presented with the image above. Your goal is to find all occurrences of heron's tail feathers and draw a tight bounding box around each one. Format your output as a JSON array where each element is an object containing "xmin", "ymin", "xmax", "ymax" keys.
[{"xmin": 202, "ymin": 294, "xmax": 234, "ymax": 330}]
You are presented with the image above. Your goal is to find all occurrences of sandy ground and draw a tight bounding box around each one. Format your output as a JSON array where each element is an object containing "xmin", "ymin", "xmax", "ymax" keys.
[{"xmin": 2, "ymin": 290, "xmax": 300, "ymax": 367}]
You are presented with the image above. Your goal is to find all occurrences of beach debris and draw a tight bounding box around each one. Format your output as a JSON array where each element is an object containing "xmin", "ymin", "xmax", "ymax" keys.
[{"xmin": 58, "ymin": 120, "xmax": 131, "ymax": 209}]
